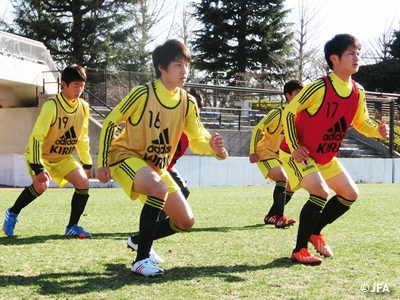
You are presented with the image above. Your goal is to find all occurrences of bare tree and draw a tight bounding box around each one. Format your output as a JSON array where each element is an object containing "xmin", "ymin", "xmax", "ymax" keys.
[
  {"xmin": 290, "ymin": 0, "xmax": 327, "ymax": 82},
  {"xmin": 168, "ymin": 2, "xmax": 199, "ymax": 45},
  {"xmin": 116, "ymin": 0, "xmax": 169, "ymax": 72},
  {"xmin": 0, "ymin": 0, "xmax": 13, "ymax": 30},
  {"xmin": 362, "ymin": 20, "xmax": 398, "ymax": 65}
]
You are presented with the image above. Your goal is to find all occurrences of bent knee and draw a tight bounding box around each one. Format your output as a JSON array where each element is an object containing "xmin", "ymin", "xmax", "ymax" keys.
[
  {"xmin": 176, "ymin": 217, "xmax": 195, "ymax": 231},
  {"xmin": 33, "ymin": 183, "xmax": 48, "ymax": 194},
  {"xmin": 341, "ymin": 191, "xmax": 359, "ymax": 202},
  {"xmin": 73, "ymin": 178, "xmax": 90, "ymax": 190},
  {"xmin": 350, "ymin": 192, "xmax": 359, "ymax": 200}
]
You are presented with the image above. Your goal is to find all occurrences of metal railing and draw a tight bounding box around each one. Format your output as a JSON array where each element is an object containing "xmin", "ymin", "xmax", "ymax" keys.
[{"xmin": 0, "ymin": 30, "xmax": 58, "ymax": 71}]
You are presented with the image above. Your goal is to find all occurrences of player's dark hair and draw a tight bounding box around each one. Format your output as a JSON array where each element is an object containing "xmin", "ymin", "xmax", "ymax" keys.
[
  {"xmin": 283, "ymin": 80, "xmax": 304, "ymax": 101},
  {"xmin": 61, "ymin": 64, "xmax": 87, "ymax": 85},
  {"xmin": 152, "ymin": 39, "xmax": 191, "ymax": 78},
  {"xmin": 187, "ymin": 88, "xmax": 203, "ymax": 109},
  {"xmin": 324, "ymin": 34, "xmax": 361, "ymax": 70}
]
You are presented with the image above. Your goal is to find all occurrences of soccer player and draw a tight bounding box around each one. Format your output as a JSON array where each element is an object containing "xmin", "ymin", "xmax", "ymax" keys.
[
  {"xmin": 126, "ymin": 88, "xmax": 203, "ymax": 264},
  {"xmin": 249, "ymin": 80, "xmax": 303, "ymax": 228},
  {"xmin": 280, "ymin": 34, "xmax": 389, "ymax": 265},
  {"xmin": 2, "ymin": 64, "xmax": 93, "ymax": 238},
  {"xmin": 97, "ymin": 39, "xmax": 228, "ymax": 277},
  {"xmin": 166, "ymin": 88, "xmax": 204, "ymax": 199}
]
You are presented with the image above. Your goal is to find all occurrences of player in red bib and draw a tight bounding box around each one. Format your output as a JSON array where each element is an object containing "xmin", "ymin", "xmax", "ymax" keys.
[{"xmin": 280, "ymin": 34, "xmax": 389, "ymax": 265}]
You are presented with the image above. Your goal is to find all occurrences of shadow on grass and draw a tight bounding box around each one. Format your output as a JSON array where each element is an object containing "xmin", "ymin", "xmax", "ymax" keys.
[
  {"xmin": 0, "ymin": 232, "xmax": 132, "ymax": 245},
  {"xmin": 0, "ymin": 223, "xmax": 267, "ymax": 245},
  {"xmin": 0, "ymin": 259, "xmax": 295, "ymax": 296},
  {"xmin": 191, "ymin": 223, "xmax": 265, "ymax": 232}
]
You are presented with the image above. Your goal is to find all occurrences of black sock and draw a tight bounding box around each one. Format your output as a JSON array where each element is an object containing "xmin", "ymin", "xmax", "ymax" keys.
[
  {"xmin": 285, "ymin": 192, "xmax": 294, "ymax": 205},
  {"xmin": 158, "ymin": 210, "xmax": 168, "ymax": 222},
  {"xmin": 266, "ymin": 204, "xmax": 275, "ymax": 217},
  {"xmin": 294, "ymin": 195, "xmax": 326, "ymax": 252},
  {"xmin": 135, "ymin": 196, "xmax": 165, "ymax": 263},
  {"xmin": 10, "ymin": 185, "xmax": 41, "ymax": 214},
  {"xmin": 131, "ymin": 217, "xmax": 185, "ymax": 242},
  {"xmin": 154, "ymin": 217, "xmax": 186, "ymax": 239},
  {"xmin": 273, "ymin": 182, "xmax": 286, "ymax": 219},
  {"xmin": 313, "ymin": 195, "xmax": 353, "ymax": 235},
  {"xmin": 67, "ymin": 189, "xmax": 89, "ymax": 228}
]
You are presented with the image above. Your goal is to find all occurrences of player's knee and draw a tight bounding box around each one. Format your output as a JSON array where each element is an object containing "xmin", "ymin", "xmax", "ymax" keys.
[
  {"xmin": 33, "ymin": 182, "xmax": 48, "ymax": 194},
  {"xmin": 73, "ymin": 177, "xmax": 90, "ymax": 190},
  {"xmin": 346, "ymin": 191, "xmax": 359, "ymax": 201},
  {"xmin": 176, "ymin": 216, "xmax": 195, "ymax": 231}
]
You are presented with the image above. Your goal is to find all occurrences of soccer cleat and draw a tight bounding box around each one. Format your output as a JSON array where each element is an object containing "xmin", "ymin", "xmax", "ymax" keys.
[
  {"xmin": 264, "ymin": 215, "xmax": 276, "ymax": 225},
  {"xmin": 291, "ymin": 248, "xmax": 323, "ymax": 265},
  {"xmin": 274, "ymin": 215, "xmax": 296, "ymax": 228},
  {"xmin": 3, "ymin": 208, "xmax": 18, "ymax": 237},
  {"xmin": 127, "ymin": 236, "xmax": 164, "ymax": 264},
  {"xmin": 131, "ymin": 258, "xmax": 164, "ymax": 277},
  {"xmin": 309, "ymin": 233, "xmax": 333, "ymax": 257},
  {"xmin": 65, "ymin": 225, "xmax": 92, "ymax": 238}
]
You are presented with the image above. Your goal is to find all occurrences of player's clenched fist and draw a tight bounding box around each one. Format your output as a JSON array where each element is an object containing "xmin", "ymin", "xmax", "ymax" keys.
[
  {"xmin": 209, "ymin": 133, "xmax": 228, "ymax": 159},
  {"xmin": 97, "ymin": 167, "xmax": 111, "ymax": 183},
  {"xmin": 378, "ymin": 119, "xmax": 389, "ymax": 139}
]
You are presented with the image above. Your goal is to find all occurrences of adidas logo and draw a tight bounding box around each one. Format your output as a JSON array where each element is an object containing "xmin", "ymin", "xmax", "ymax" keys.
[
  {"xmin": 322, "ymin": 117, "xmax": 348, "ymax": 141},
  {"xmin": 143, "ymin": 128, "xmax": 172, "ymax": 169},
  {"xmin": 50, "ymin": 126, "xmax": 78, "ymax": 155},
  {"xmin": 147, "ymin": 128, "xmax": 172, "ymax": 154},
  {"xmin": 55, "ymin": 126, "xmax": 78, "ymax": 145}
]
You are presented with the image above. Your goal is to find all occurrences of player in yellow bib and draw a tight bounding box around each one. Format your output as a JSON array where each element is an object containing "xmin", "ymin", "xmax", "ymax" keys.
[
  {"xmin": 249, "ymin": 80, "xmax": 303, "ymax": 228},
  {"xmin": 3, "ymin": 64, "xmax": 93, "ymax": 238},
  {"xmin": 97, "ymin": 40, "xmax": 228, "ymax": 277}
]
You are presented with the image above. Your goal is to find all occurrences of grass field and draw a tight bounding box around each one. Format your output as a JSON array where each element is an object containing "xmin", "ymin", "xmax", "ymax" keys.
[{"xmin": 0, "ymin": 184, "xmax": 399, "ymax": 300}]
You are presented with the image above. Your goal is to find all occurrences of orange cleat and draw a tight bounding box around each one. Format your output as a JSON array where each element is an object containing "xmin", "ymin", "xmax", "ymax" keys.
[
  {"xmin": 309, "ymin": 234, "xmax": 333, "ymax": 257},
  {"xmin": 291, "ymin": 248, "xmax": 323, "ymax": 265}
]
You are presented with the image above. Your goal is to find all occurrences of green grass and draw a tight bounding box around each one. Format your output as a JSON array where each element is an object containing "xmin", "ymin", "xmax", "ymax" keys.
[{"xmin": 0, "ymin": 185, "xmax": 399, "ymax": 300}]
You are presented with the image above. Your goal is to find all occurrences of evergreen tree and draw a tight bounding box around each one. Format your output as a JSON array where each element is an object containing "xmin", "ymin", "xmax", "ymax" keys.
[
  {"xmin": 9, "ymin": 0, "xmax": 136, "ymax": 69},
  {"xmin": 191, "ymin": 0, "xmax": 295, "ymax": 84},
  {"xmin": 353, "ymin": 30, "xmax": 400, "ymax": 93},
  {"xmin": 353, "ymin": 60, "xmax": 400, "ymax": 93},
  {"xmin": 390, "ymin": 29, "xmax": 400, "ymax": 59}
]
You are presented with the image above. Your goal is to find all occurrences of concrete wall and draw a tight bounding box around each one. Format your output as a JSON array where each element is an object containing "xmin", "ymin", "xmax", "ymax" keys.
[
  {"xmin": 0, "ymin": 95, "xmax": 103, "ymax": 157},
  {"xmin": 0, "ymin": 94, "xmax": 47, "ymax": 155},
  {"xmin": 0, "ymin": 106, "xmax": 41, "ymax": 154},
  {"xmin": 1, "ymin": 154, "xmax": 399, "ymax": 188},
  {"xmin": 176, "ymin": 156, "xmax": 399, "ymax": 186}
]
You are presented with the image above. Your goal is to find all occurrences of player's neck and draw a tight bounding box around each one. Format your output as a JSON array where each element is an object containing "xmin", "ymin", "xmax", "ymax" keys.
[
  {"xmin": 61, "ymin": 91, "xmax": 77, "ymax": 102},
  {"xmin": 159, "ymin": 78, "xmax": 180, "ymax": 93},
  {"xmin": 332, "ymin": 70, "xmax": 352, "ymax": 83}
]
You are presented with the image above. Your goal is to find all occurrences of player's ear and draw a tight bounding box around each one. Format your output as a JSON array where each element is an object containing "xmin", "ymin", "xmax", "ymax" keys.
[
  {"xmin": 158, "ymin": 64, "xmax": 166, "ymax": 74},
  {"xmin": 329, "ymin": 54, "xmax": 339, "ymax": 65}
]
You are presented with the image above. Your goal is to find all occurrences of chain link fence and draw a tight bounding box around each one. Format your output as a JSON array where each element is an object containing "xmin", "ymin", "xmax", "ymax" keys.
[{"xmin": 85, "ymin": 68, "xmax": 155, "ymax": 106}]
